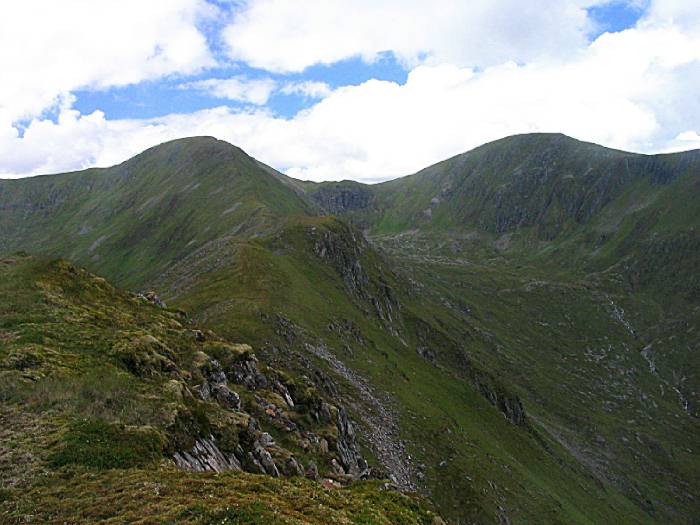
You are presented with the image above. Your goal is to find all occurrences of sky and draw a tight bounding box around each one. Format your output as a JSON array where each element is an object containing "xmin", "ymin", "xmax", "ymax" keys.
[{"xmin": 1, "ymin": 0, "xmax": 700, "ymax": 182}]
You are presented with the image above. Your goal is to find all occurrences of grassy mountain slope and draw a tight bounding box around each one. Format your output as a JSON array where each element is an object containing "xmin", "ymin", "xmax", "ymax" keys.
[
  {"xmin": 2, "ymin": 135, "xmax": 698, "ymax": 524},
  {"xmin": 0, "ymin": 253, "xmax": 442, "ymax": 525},
  {"xmin": 0, "ymin": 137, "xmax": 314, "ymax": 288},
  {"xmin": 307, "ymin": 133, "xmax": 700, "ymax": 295},
  {"xmin": 151, "ymin": 215, "xmax": 655, "ymax": 525},
  {"xmin": 304, "ymin": 133, "xmax": 700, "ymax": 522}
]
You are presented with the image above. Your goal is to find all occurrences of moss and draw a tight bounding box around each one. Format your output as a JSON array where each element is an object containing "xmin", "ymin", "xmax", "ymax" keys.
[
  {"xmin": 166, "ymin": 402, "xmax": 213, "ymax": 453},
  {"xmin": 203, "ymin": 341, "xmax": 253, "ymax": 366},
  {"xmin": 49, "ymin": 418, "xmax": 166, "ymax": 469},
  {"xmin": 113, "ymin": 334, "xmax": 178, "ymax": 379},
  {"xmin": 2, "ymin": 468, "xmax": 440, "ymax": 525}
]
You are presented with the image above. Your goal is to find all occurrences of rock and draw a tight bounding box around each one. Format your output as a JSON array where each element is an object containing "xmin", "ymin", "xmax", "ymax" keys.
[
  {"xmin": 285, "ymin": 457, "xmax": 304, "ymax": 477},
  {"xmin": 138, "ymin": 291, "xmax": 167, "ymax": 308},
  {"xmin": 211, "ymin": 383, "xmax": 241, "ymax": 410},
  {"xmin": 318, "ymin": 402, "xmax": 333, "ymax": 423},
  {"xmin": 246, "ymin": 452, "xmax": 266, "ymax": 474},
  {"xmin": 305, "ymin": 460, "xmax": 320, "ymax": 480},
  {"xmin": 194, "ymin": 381, "xmax": 211, "ymax": 401},
  {"xmin": 256, "ymin": 396, "xmax": 297, "ymax": 431},
  {"xmin": 476, "ymin": 379, "xmax": 527, "ymax": 426},
  {"xmin": 416, "ymin": 346, "xmax": 436, "ymax": 363},
  {"xmin": 274, "ymin": 381, "xmax": 295, "ymax": 408},
  {"xmin": 321, "ymin": 478, "xmax": 342, "ymax": 489},
  {"xmin": 331, "ymin": 458, "xmax": 346, "ymax": 476},
  {"xmin": 230, "ymin": 357, "xmax": 269, "ymax": 390},
  {"xmin": 319, "ymin": 438, "xmax": 329, "ymax": 454},
  {"xmin": 247, "ymin": 417, "xmax": 259, "ymax": 434},
  {"xmin": 258, "ymin": 432, "xmax": 275, "ymax": 447},
  {"xmin": 254, "ymin": 443, "xmax": 280, "ymax": 477},
  {"xmin": 173, "ymin": 436, "xmax": 241, "ymax": 473},
  {"xmin": 195, "ymin": 356, "xmax": 242, "ymax": 411}
]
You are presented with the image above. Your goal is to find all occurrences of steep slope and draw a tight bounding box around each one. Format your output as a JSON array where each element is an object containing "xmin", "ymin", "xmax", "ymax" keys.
[
  {"xmin": 305, "ymin": 133, "xmax": 700, "ymax": 522},
  {"xmin": 148, "ymin": 214, "xmax": 656, "ymax": 525},
  {"xmin": 0, "ymin": 253, "xmax": 442, "ymax": 524},
  {"xmin": 0, "ymin": 137, "xmax": 314, "ymax": 288},
  {"xmin": 307, "ymin": 133, "xmax": 700, "ymax": 296}
]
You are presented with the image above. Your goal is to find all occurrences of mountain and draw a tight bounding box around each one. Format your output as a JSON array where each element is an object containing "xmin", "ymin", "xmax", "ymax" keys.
[
  {"xmin": 0, "ymin": 137, "xmax": 314, "ymax": 288},
  {"xmin": 306, "ymin": 133, "xmax": 700, "ymax": 296},
  {"xmin": 0, "ymin": 253, "xmax": 441, "ymax": 524},
  {"xmin": 1, "ymin": 134, "xmax": 698, "ymax": 524}
]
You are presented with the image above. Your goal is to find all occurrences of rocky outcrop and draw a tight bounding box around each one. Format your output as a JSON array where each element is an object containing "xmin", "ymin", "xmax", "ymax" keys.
[
  {"xmin": 173, "ymin": 436, "xmax": 242, "ymax": 472},
  {"xmin": 137, "ymin": 290, "xmax": 167, "ymax": 308},
  {"xmin": 476, "ymin": 380, "xmax": 527, "ymax": 426},
  {"xmin": 309, "ymin": 223, "xmax": 402, "ymax": 333},
  {"xmin": 312, "ymin": 226, "xmax": 370, "ymax": 298},
  {"xmin": 309, "ymin": 184, "xmax": 375, "ymax": 215},
  {"xmin": 194, "ymin": 355, "xmax": 241, "ymax": 411},
  {"xmin": 305, "ymin": 343, "xmax": 416, "ymax": 491}
]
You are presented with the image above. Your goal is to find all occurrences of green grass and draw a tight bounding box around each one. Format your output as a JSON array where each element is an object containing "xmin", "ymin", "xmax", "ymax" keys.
[
  {"xmin": 2, "ymin": 134, "xmax": 699, "ymax": 524},
  {"xmin": 0, "ymin": 253, "xmax": 443, "ymax": 524},
  {"xmin": 2, "ymin": 468, "xmax": 440, "ymax": 525},
  {"xmin": 49, "ymin": 418, "xmax": 166, "ymax": 469}
]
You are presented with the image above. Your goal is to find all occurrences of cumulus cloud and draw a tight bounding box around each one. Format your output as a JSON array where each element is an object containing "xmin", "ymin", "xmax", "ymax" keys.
[
  {"xmin": 1, "ymin": 0, "xmax": 700, "ymax": 181},
  {"xmin": 181, "ymin": 77, "xmax": 279, "ymax": 104},
  {"xmin": 0, "ymin": 0, "xmax": 215, "ymax": 122},
  {"xmin": 222, "ymin": 0, "xmax": 604, "ymax": 73}
]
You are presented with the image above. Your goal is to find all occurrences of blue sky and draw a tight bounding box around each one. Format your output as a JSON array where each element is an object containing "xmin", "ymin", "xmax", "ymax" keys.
[
  {"xmin": 72, "ymin": 54, "xmax": 409, "ymax": 121},
  {"xmin": 1, "ymin": 0, "xmax": 699, "ymax": 181},
  {"xmin": 72, "ymin": 3, "xmax": 641, "ymax": 122}
]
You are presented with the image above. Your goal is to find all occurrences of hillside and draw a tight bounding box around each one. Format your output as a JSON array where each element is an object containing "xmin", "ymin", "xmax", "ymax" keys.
[
  {"xmin": 0, "ymin": 253, "xmax": 443, "ymax": 524},
  {"xmin": 0, "ymin": 137, "xmax": 314, "ymax": 288},
  {"xmin": 307, "ymin": 133, "xmax": 700, "ymax": 297},
  {"xmin": 1, "ymin": 135, "xmax": 699, "ymax": 524}
]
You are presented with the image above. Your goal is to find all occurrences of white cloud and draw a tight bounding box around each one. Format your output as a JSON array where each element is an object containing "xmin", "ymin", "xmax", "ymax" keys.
[
  {"xmin": 664, "ymin": 130, "xmax": 700, "ymax": 153},
  {"xmin": 643, "ymin": 0, "xmax": 700, "ymax": 30},
  {"xmin": 0, "ymin": 0, "xmax": 215, "ymax": 122},
  {"xmin": 2, "ymin": 1, "xmax": 700, "ymax": 182},
  {"xmin": 182, "ymin": 77, "xmax": 278, "ymax": 104},
  {"xmin": 222, "ymin": 0, "xmax": 604, "ymax": 73},
  {"xmin": 180, "ymin": 77, "xmax": 332, "ymax": 105},
  {"xmin": 280, "ymin": 81, "xmax": 333, "ymax": 99}
]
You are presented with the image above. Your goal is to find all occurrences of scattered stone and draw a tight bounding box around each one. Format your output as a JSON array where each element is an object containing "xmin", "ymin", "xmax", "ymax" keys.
[
  {"xmin": 258, "ymin": 432, "xmax": 275, "ymax": 447},
  {"xmin": 137, "ymin": 291, "xmax": 167, "ymax": 308},
  {"xmin": 212, "ymin": 383, "xmax": 241, "ymax": 410},
  {"xmin": 319, "ymin": 438, "xmax": 329, "ymax": 454}
]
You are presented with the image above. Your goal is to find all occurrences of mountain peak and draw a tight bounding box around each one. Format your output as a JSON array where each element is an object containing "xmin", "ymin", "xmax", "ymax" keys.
[
  {"xmin": 467, "ymin": 132, "xmax": 631, "ymax": 159},
  {"xmin": 125, "ymin": 136, "xmax": 250, "ymax": 168}
]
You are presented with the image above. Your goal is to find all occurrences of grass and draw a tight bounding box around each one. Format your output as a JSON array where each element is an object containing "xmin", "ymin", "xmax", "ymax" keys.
[
  {"xmin": 2, "ymin": 134, "xmax": 699, "ymax": 524},
  {"xmin": 48, "ymin": 418, "xmax": 166, "ymax": 469},
  {"xmin": 162, "ymin": 216, "xmax": 665, "ymax": 524},
  {"xmin": 0, "ymin": 253, "xmax": 443, "ymax": 523},
  {"xmin": 2, "ymin": 467, "xmax": 440, "ymax": 525}
]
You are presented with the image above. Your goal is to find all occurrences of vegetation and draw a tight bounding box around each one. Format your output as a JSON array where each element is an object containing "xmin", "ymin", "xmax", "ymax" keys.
[
  {"xmin": 1, "ymin": 133, "xmax": 698, "ymax": 523},
  {"xmin": 6, "ymin": 468, "xmax": 439, "ymax": 525},
  {"xmin": 0, "ymin": 254, "xmax": 442, "ymax": 523}
]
